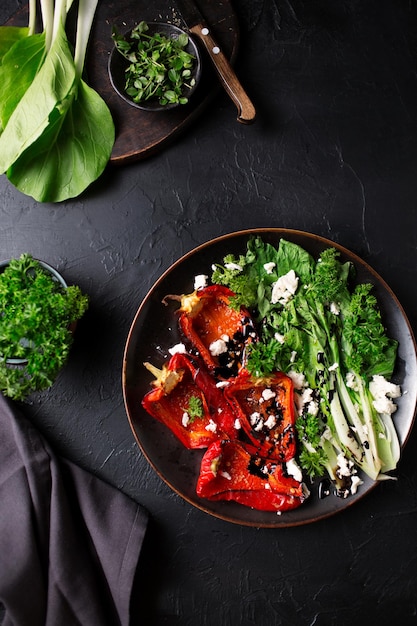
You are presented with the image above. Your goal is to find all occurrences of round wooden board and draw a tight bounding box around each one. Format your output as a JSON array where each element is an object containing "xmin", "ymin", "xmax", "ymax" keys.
[{"xmin": 6, "ymin": 1, "xmax": 240, "ymax": 164}]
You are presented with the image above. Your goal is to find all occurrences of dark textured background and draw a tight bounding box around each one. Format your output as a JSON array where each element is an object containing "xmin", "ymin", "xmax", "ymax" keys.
[{"xmin": 1, "ymin": 1, "xmax": 417, "ymax": 624}]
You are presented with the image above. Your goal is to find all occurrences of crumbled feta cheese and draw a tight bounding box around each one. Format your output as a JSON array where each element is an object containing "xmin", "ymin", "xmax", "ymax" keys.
[
  {"xmin": 288, "ymin": 370, "xmax": 306, "ymax": 390},
  {"xmin": 224, "ymin": 262, "xmax": 243, "ymax": 271},
  {"xmin": 373, "ymin": 396, "xmax": 398, "ymax": 415},
  {"xmin": 250, "ymin": 412, "xmax": 264, "ymax": 431},
  {"xmin": 328, "ymin": 362, "xmax": 339, "ymax": 372},
  {"xmin": 346, "ymin": 371, "xmax": 359, "ymax": 392},
  {"xmin": 271, "ymin": 270, "xmax": 299, "ymax": 305},
  {"xmin": 250, "ymin": 412, "xmax": 261, "ymax": 425},
  {"xmin": 209, "ymin": 338, "xmax": 228, "ymax": 356},
  {"xmin": 307, "ymin": 400, "xmax": 319, "ymax": 417},
  {"xmin": 263, "ymin": 262, "xmax": 276, "ymax": 274},
  {"xmin": 290, "ymin": 351, "xmax": 297, "ymax": 363},
  {"xmin": 286, "ymin": 458, "xmax": 303, "ymax": 483},
  {"xmin": 330, "ymin": 302, "xmax": 340, "ymax": 315},
  {"xmin": 274, "ymin": 332, "xmax": 285, "ymax": 344},
  {"xmin": 370, "ymin": 375, "xmax": 401, "ymax": 399},
  {"xmin": 295, "ymin": 386, "xmax": 314, "ymax": 416},
  {"xmin": 194, "ymin": 274, "xmax": 208, "ymax": 290},
  {"xmin": 168, "ymin": 343, "xmax": 187, "ymax": 355},
  {"xmin": 369, "ymin": 375, "xmax": 401, "ymax": 415},
  {"xmin": 234, "ymin": 418, "xmax": 241, "ymax": 430},
  {"xmin": 205, "ymin": 419, "xmax": 217, "ymax": 433},
  {"xmin": 264, "ymin": 415, "xmax": 277, "ymax": 429},
  {"xmin": 182, "ymin": 412, "xmax": 189, "ymax": 427},
  {"xmin": 301, "ymin": 387, "xmax": 314, "ymax": 404},
  {"xmin": 350, "ymin": 475, "xmax": 363, "ymax": 495},
  {"xmin": 336, "ymin": 453, "xmax": 354, "ymax": 477},
  {"xmin": 262, "ymin": 388, "xmax": 276, "ymax": 401}
]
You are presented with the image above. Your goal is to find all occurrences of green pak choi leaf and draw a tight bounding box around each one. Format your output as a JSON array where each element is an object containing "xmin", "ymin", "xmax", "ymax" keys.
[
  {"xmin": 0, "ymin": 33, "xmax": 46, "ymax": 130},
  {"xmin": 7, "ymin": 78, "xmax": 115, "ymax": 202},
  {"xmin": 0, "ymin": 21, "xmax": 76, "ymax": 174},
  {"xmin": 0, "ymin": 26, "xmax": 30, "ymax": 60},
  {"xmin": 276, "ymin": 239, "xmax": 315, "ymax": 285},
  {"xmin": 0, "ymin": 0, "xmax": 114, "ymax": 202}
]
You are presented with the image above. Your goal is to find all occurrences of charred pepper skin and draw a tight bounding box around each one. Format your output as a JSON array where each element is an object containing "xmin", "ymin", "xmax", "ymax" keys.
[
  {"xmin": 224, "ymin": 370, "xmax": 297, "ymax": 463},
  {"xmin": 176, "ymin": 285, "xmax": 258, "ymax": 379},
  {"xmin": 196, "ymin": 439, "xmax": 305, "ymax": 512},
  {"xmin": 142, "ymin": 285, "xmax": 308, "ymax": 513},
  {"xmin": 141, "ymin": 352, "xmax": 237, "ymax": 449}
]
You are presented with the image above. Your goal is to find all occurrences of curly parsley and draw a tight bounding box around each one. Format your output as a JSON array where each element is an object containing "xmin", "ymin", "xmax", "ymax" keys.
[
  {"xmin": 187, "ymin": 395, "xmax": 204, "ymax": 421},
  {"xmin": 0, "ymin": 254, "xmax": 88, "ymax": 400}
]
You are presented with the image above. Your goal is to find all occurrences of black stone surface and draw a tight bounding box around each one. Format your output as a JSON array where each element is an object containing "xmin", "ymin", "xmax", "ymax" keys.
[{"xmin": 1, "ymin": 1, "xmax": 417, "ymax": 624}]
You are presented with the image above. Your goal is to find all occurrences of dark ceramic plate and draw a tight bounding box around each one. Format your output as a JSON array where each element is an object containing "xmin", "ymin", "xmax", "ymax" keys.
[{"xmin": 122, "ymin": 229, "xmax": 417, "ymax": 527}]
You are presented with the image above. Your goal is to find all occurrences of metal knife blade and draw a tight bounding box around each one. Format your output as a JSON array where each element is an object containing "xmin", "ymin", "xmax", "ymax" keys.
[{"xmin": 176, "ymin": 0, "xmax": 256, "ymax": 124}]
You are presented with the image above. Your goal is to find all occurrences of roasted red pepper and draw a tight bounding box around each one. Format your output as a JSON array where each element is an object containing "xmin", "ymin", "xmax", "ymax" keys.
[
  {"xmin": 172, "ymin": 285, "xmax": 257, "ymax": 379},
  {"xmin": 224, "ymin": 370, "xmax": 296, "ymax": 462},
  {"xmin": 196, "ymin": 439, "xmax": 305, "ymax": 512},
  {"xmin": 141, "ymin": 352, "xmax": 237, "ymax": 449}
]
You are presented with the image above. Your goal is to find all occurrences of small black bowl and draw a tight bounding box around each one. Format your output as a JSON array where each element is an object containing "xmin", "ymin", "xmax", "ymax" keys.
[{"xmin": 108, "ymin": 22, "xmax": 203, "ymax": 112}]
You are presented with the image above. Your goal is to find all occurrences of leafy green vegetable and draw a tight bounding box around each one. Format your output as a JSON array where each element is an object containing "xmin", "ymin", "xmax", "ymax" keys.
[
  {"xmin": 341, "ymin": 283, "xmax": 397, "ymax": 378},
  {"xmin": 0, "ymin": 26, "xmax": 30, "ymax": 64},
  {"xmin": 0, "ymin": 0, "xmax": 115, "ymax": 202},
  {"xmin": 7, "ymin": 76, "xmax": 115, "ymax": 202},
  {"xmin": 0, "ymin": 253, "xmax": 89, "ymax": 400},
  {"xmin": 0, "ymin": 22, "xmax": 76, "ymax": 172},
  {"xmin": 112, "ymin": 21, "xmax": 197, "ymax": 106},
  {"xmin": 0, "ymin": 33, "xmax": 46, "ymax": 131},
  {"xmin": 212, "ymin": 236, "xmax": 402, "ymax": 489}
]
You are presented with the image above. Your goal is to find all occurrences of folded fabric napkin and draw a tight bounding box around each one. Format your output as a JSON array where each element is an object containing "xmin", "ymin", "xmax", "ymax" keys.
[{"xmin": 0, "ymin": 394, "xmax": 148, "ymax": 626}]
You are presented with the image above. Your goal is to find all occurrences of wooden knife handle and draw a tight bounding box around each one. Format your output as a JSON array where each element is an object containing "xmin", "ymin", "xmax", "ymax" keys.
[{"xmin": 190, "ymin": 23, "xmax": 256, "ymax": 124}]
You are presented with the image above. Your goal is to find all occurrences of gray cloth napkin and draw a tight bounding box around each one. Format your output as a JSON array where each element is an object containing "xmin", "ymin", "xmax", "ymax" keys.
[{"xmin": 0, "ymin": 394, "xmax": 148, "ymax": 626}]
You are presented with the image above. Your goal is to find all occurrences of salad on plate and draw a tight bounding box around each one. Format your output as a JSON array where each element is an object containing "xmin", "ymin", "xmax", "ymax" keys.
[{"xmin": 140, "ymin": 236, "xmax": 403, "ymax": 514}]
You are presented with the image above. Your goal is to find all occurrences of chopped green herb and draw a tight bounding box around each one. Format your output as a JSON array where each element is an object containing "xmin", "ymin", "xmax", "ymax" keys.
[
  {"xmin": 245, "ymin": 338, "xmax": 283, "ymax": 377},
  {"xmin": 112, "ymin": 21, "xmax": 197, "ymax": 106},
  {"xmin": 187, "ymin": 395, "xmax": 204, "ymax": 421}
]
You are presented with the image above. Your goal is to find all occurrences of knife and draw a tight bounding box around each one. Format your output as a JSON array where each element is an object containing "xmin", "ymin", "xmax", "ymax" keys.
[{"xmin": 176, "ymin": 0, "xmax": 256, "ymax": 124}]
